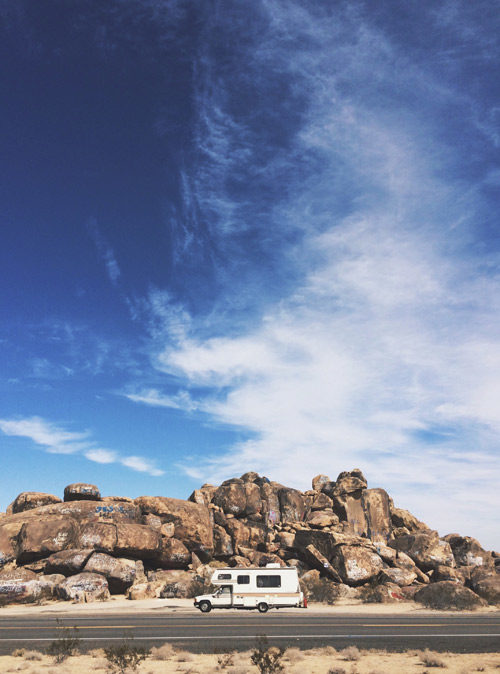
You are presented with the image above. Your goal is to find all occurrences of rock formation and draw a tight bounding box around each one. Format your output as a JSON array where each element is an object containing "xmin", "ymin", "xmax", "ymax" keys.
[{"xmin": 0, "ymin": 469, "xmax": 498, "ymax": 607}]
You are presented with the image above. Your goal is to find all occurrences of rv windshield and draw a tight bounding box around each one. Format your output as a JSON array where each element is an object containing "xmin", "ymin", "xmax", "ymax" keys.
[{"xmin": 215, "ymin": 586, "xmax": 231, "ymax": 596}]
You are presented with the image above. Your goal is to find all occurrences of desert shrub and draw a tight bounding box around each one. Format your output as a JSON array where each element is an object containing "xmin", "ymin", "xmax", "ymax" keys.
[
  {"xmin": 251, "ymin": 635, "xmax": 285, "ymax": 674},
  {"xmin": 176, "ymin": 650, "xmax": 195, "ymax": 662},
  {"xmin": 418, "ymin": 649, "xmax": 447, "ymax": 668},
  {"xmin": 284, "ymin": 646, "xmax": 305, "ymax": 661},
  {"xmin": 46, "ymin": 621, "xmax": 81, "ymax": 662},
  {"xmin": 23, "ymin": 650, "xmax": 43, "ymax": 661},
  {"xmin": 321, "ymin": 645, "xmax": 338, "ymax": 656},
  {"xmin": 12, "ymin": 648, "xmax": 25, "ymax": 657},
  {"xmin": 328, "ymin": 668, "xmax": 346, "ymax": 674},
  {"xmin": 150, "ymin": 643, "xmax": 176, "ymax": 660},
  {"xmin": 340, "ymin": 646, "xmax": 361, "ymax": 661},
  {"xmin": 302, "ymin": 576, "xmax": 340, "ymax": 604},
  {"xmin": 217, "ymin": 651, "xmax": 235, "ymax": 668},
  {"xmin": 104, "ymin": 642, "xmax": 150, "ymax": 673}
]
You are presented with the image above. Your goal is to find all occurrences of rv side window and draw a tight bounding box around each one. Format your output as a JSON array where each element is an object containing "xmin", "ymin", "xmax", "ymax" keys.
[
  {"xmin": 217, "ymin": 573, "xmax": 232, "ymax": 580},
  {"xmin": 256, "ymin": 575, "xmax": 281, "ymax": 588},
  {"xmin": 237, "ymin": 575, "xmax": 250, "ymax": 584}
]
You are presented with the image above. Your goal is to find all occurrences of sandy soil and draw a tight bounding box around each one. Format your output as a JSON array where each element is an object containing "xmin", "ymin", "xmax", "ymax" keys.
[
  {"xmin": 1, "ymin": 596, "xmax": 499, "ymax": 617},
  {"xmin": 2, "ymin": 645, "xmax": 499, "ymax": 673}
]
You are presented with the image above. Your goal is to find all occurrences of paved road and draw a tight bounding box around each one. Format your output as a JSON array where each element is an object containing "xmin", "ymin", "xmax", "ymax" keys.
[{"xmin": 0, "ymin": 611, "xmax": 498, "ymax": 654}]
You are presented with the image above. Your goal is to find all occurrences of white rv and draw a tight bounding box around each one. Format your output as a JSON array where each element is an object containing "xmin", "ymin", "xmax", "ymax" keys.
[{"xmin": 193, "ymin": 563, "xmax": 306, "ymax": 613}]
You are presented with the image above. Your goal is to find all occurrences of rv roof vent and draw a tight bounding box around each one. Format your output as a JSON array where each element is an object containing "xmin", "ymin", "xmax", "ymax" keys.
[{"xmin": 265, "ymin": 563, "xmax": 281, "ymax": 568}]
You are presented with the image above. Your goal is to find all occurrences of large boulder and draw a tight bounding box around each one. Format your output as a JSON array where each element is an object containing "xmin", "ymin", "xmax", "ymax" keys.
[
  {"xmin": 331, "ymin": 544, "xmax": 384, "ymax": 585},
  {"xmin": 312, "ymin": 475, "xmax": 330, "ymax": 492},
  {"xmin": 17, "ymin": 517, "xmax": 79, "ymax": 563},
  {"xmin": 389, "ymin": 532, "xmax": 455, "ymax": 571},
  {"xmin": 44, "ymin": 549, "xmax": 94, "ymax": 576},
  {"xmin": 278, "ymin": 488, "xmax": 306, "ymax": 523},
  {"xmin": 391, "ymin": 507, "xmax": 429, "ymax": 533},
  {"xmin": 469, "ymin": 567, "xmax": 500, "ymax": 605},
  {"xmin": 114, "ymin": 523, "xmax": 161, "ymax": 560},
  {"xmin": 212, "ymin": 482, "xmax": 261, "ymax": 517},
  {"xmin": 443, "ymin": 535, "xmax": 494, "ymax": 568},
  {"xmin": 309, "ymin": 492, "xmax": 334, "ymax": 511},
  {"xmin": 0, "ymin": 576, "xmax": 60, "ymax": 605},
  {"xmin": 260, "ymin": 482, "xmax": 281, "ymax": 526},
  {"xmin": 378, "ymin": 567, "xmax": 417, "ymax": 587},
  {"xmin": 156, "ymin": 537, "xmax": 191, "ymax": 569},
  {"xmin": 134, "ymin": 497, "xmax": 213, "ymax": 558},
  {"xmin": 0, "ymin": 521, "xmax": 24, "ymax": 567},
  {"xmin": 84, "ymin": 553, "xmax": 137, "ymax": 593},
  {"xmin": 57, "ymin": 572, "xmax": 110, "ymax": 602},
  {"xmin": 213, "ymin": 524, "xmax": 233, "ymax": 558},
  {"xmin": 414, "ymin": 581, "xmax": 485, "ymax": 610},
  {"xmin": 77, "ymin": 522, "xmax": 117, "ymax": 552},
  {"xmin": 362, "ymin": 489, "xmax": 392, "ymax": 543},
  {"xmin": 5, "ymin": 500, "xmax": 140, "ymax": 525},
  {"xmin": 332, "ymin": 469, "xmax": 367, "ymax": 496},
  {"xmin": 306, "ymin": 511, "xmax": 340, "ymax": 528},
  {"xmin": 302, "ymin": 544, "xmax": 341, "ymax": 581},
  {"xmin": 8, "ymin": 492, "xmax": 62, "ymax": 514},
  {"xmin": 224, "ymin": 518, "xmax": 267, "ymax": 551},
  {"xmin": 64, "ymin": 483, "xmax": 101, "ymax": 501}
]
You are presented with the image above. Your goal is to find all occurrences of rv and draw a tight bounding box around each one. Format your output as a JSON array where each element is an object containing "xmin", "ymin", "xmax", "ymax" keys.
[{"xmin": 193, "ymin": 563, "xmax": 306, "ymax": 613}]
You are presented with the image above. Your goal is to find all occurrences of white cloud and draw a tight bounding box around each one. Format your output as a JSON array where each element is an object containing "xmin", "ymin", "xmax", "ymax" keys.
[
  {"xmin": 130, "ymin": 1, "xmax": 500, "ymax": 549},
  {"xmin": 0, "ymin": 416, "xmax": 163, "ymax": 477},
  {"xmin": 124, "ymin": 388, "xmax": 198, "ymax": 412},
  {"xmin": 120, "ymin": 455, "xmax": 164, "ymax": 477},
  {"xmin": 87, "ymin": 217, "xmax": 121, "ymax": 286}
]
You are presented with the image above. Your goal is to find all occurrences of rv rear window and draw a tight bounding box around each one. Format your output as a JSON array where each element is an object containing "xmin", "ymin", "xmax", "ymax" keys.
[
  {"xmin": 237, "ymin": 575, "xmax": 250, "ymax": 584},
  {"xmin": 217, "ymin": 573, "xmax": 232, "ymax": 580},
  {"xmin": 256, "ymin": 575, "xmax": 281, "ymax": 588}
]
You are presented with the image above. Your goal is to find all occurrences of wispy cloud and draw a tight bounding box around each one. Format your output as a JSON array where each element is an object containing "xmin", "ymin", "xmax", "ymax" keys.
[
  {"xmin": 127, "ymin": 1, "xmax": 500, "ymax": 548},
  {"xmin": 87, "ymin": 217, "xmax": 121, "ymax": 286},
  {"xmin": 0, "ymin": 417, "xmax": 164, "ymax": 476}
]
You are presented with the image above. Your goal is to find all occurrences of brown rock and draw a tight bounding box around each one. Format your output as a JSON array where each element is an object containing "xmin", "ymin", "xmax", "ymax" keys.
[
  {"xmin": 8, "ymin": 492, "xmax": 62, "ymax": 514},
  {"xmin": 84, "ymin": 553, "xmax": 137, "ymax": 593},
  {"xmin": 5, "ymin": 500, "xmax": 140, "ymax": 525},
  {"xmin": 312, "ymin": 475, "xmax": 330, "ymax": 492},
  {"xmin": 77, "ymin": 522, "xmax": 117, "ymax": 552},
  {"xmin": 134, "ymin": 496, "xmax": 213, "ymax": 558},
  {"xmin": 240, "ymin": 471, "xmax": 260, "ymax": 482},
  {"xmin": 0, "ymin": 577, "xmax": 59, "ymax": 605},
  {"xmin": 225, "ymin": 518, "xmax": 267, "ymax": 550},
  {"xmin": 331, "ymin": 544, "xmax": 384, "ymax": 585},
  {"xmin": 278, "ymin": 488, "xmax": 305, "ymax": 523},
  {"xmin": 469, "ymin": 567, "xmax": 500, "ymax": 605},
  {"xmin": 126, "ymin": 581, "xmax": 164, "ymax": 600},
  {"xmin": 391, "ymin": 507, "xmax": 429, "ymax": 533},
  {"xmin": 378, "ymin": 567, "xmax": 417, "ymax": 586},
  {"xmin": 310, "ymin": 492, "xmax": 333, "ymax": 511},
  {"xmin": 156, "ymin": 537, "xmax": 191, "ymax": 569},
  {"xmin": 362, "ymin": 489, "xmax": 392, "ymax": 543},
  {"xmin": 389, "ymin": 532, "xmax": 455, "ymax": 571},
  {"xmin": 306, "ymin": 511, "xmax": 340, "ymax": 528},
  {"xmin": 275, "ymin": 531, "xmax": 296, "ymax": 549},
  {"xmin": 57, "ymin": 572, "xmax": 110, "ymax": 602},
  {"xmin": 227, "ymin": 555, "xmax": 252, "ymax": 568},
  {"xmin": 260, "ymin": 482, "xmax": 281, "ymax": 526},
  {"xmin": 333, "ymin": 469, "xmax": 367, "ymax": 495},
  {"xmin": 212, "ymin": 482, "xmax": 261, "ymax": 517},
  {"xmin": 159, "ymin": 570, "xmax": 197, "ymax": 598},
  {"xmin": 0, "ymin": 567, "xmax": 38, "ymax": 582},
  {"xmin": 238, "ymin": 547, "xmax": 286, "ymax": 567},
  {"xmin": 44, "ymin": 549, "xmax": 94, "ymax": 576},
  {"xmin": 114, "ymin": 523, "xmax": 161, "ymax": 559},
  {"xmin": 444, "ymin": 535, "xmax": 494, "ymax": 568},
  {"xmin": 64, "ymin": 483, "xmax": 101, "ymax": 502},
  {"xmin": 213, "ymin": 525, "xmax": 233, "ymax": 558},
  {"xmin": 303, "ymin": 544, "xmax": 341, "ymax": 581},
  {"xmin": 0, "ymin": 521, "xmax": 24, "ymax": 567},
  {"xmin": 431, "ymin": 564, "xmax": 464, "ymax": 583},
  {"xmin": 143, "ymin": 514, "xmax": 162, "ymax": 529},
  {"xmin": 414, "ymin": 581, "xmax": 485, "ymax": 610},
  {"xmin": 17, "ymin": 517, "xmax": 79, "ymax": 563}
]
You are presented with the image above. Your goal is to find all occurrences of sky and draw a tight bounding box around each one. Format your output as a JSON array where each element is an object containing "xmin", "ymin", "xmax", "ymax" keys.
[{"xmin": 1, "ymin": 0, "xmax": 499, "ymax": 550}]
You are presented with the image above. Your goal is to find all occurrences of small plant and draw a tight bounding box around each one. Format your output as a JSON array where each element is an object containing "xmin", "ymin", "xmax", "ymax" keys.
[
  {"xmin": 12, "ymin": 648, "xmax": 25, "ymax": 657},
  {"xmin": 418, "ymin": 649, "xmax": 447, "ymax": 668},
  {"xmin": 328, "ymin": 668, "xmax": 346, "ymax": 674},
  {"xmin": 284, "ymin": 646, "xmax": 305, "ymax": 661},
  {"xmin": 302, "ymin": 576, "xmax": 340, "ymax": 604},
  {"xmin": 23, "ymin": 650, "xmax": 43, "ymax": 661},
  {"xmin": 251, "ymin": 635, "xmax": 285, "ymax": 674},
  {"xmin": 46, "ymin": 620, "xmax": 81, "ymax": 663},
  {"xmin": 104, "ymin": 641, "xmax": 150, "ymax": 673},
  {"xmin": 340, "ymin": 646, "xmax": 361, "ymax": 661},
  {"xmin": 217, "ymin": 651, "xmax": 235, "ymax": 669},
  {"xmin": 150, "ymin": 643, "xmax": 176, "ymax": 660}
]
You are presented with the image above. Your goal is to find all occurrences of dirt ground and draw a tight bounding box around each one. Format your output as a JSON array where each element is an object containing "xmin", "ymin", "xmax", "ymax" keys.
[{"xmin": 1, "ymin": 645, "xmax": 499, "ymax": 673}]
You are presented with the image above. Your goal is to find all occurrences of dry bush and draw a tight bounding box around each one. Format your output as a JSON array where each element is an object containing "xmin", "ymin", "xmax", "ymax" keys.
[
  {"xmin": 87, "ymin": 648, "xmax": 105, "ymax": 658},
  {"xmin": 328, "ymin": 668, "xmax": 346, "ymax": 674},
  {"xmin": 176, "ymin": 650, "xmax": 195, "ymax": 662},
  {"xmin": 340, "ymin": 646, "xmax": 361, "ymax": 661},
  {"xmin": 216, "ymin": 651, "xmax": 235, "ymax": 668},
  {"xmin": 302, "ymin": 576, "xmax": 340, "ymax": 604},
  {"xmin": 321, "ymin": 645, "xmax": 338, "ymax": 656},
  {"xmin": 23, "ymin": 650, "xmax": 43, "ymax": 661},
  {"xmin": 150, "ymin": 643, "xmax": 177, "ymax": 660},
  {"xmin": 231, "ymin": 668, "xmax": 250, "ymax": 674},
  {"xmin": 284, "ymin": 647, "xmax": 305, "ymax": 661},
  {"xmin": 418, "ymin": 649, "xmax": 447, "ymax": 668}
]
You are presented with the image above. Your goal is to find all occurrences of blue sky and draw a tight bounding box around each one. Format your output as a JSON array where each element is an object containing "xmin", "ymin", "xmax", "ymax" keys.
[{"xmin": 1, "ymin": 1, "xmax": 499, "ymax": 550}]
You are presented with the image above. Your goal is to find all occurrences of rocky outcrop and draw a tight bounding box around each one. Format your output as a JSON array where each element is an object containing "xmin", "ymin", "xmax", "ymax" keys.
[
  {"xmin": 7, "ymin": 492, "xmax": 61, "ymax": 514},
  {"xmin": 64, "ymin": 483, "xmax": 101, "ymax": 501},
  {"xmin": 414, "ymin": 581, "xmax": 486, "ymax": 610},
  {"xmin": 0, "ymin": 468, "xmax": 495, "ymax": 608}
]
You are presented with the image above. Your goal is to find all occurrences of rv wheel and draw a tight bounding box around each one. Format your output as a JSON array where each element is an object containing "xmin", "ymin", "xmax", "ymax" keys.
[
  {"xmin": 199, "ymin": 601, "xmax": 212, "ymax": 613},
  {"xmin": 257, "ymin": 602, "xmax": 269, "ymax": 613}
]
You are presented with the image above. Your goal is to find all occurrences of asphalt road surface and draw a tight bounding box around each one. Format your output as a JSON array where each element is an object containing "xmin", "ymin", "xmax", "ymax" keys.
[{"xmin": 0, "ymin": 611, "xmax": 498, "ymax": 654}]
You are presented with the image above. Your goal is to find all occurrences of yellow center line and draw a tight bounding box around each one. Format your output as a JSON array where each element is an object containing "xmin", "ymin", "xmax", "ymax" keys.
[{"xmin": 0, "ymin": 622, "xmax": 498, "ymax": 630}]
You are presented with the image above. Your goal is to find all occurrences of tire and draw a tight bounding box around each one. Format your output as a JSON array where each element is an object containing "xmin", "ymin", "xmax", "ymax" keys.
[
  {"xmin": 257, "ymin": 602, "xmax": 269, "ymax": 613},
  {"xmin": 199, "ymin": 601, "xmax": 212, "ymax": 613}
]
